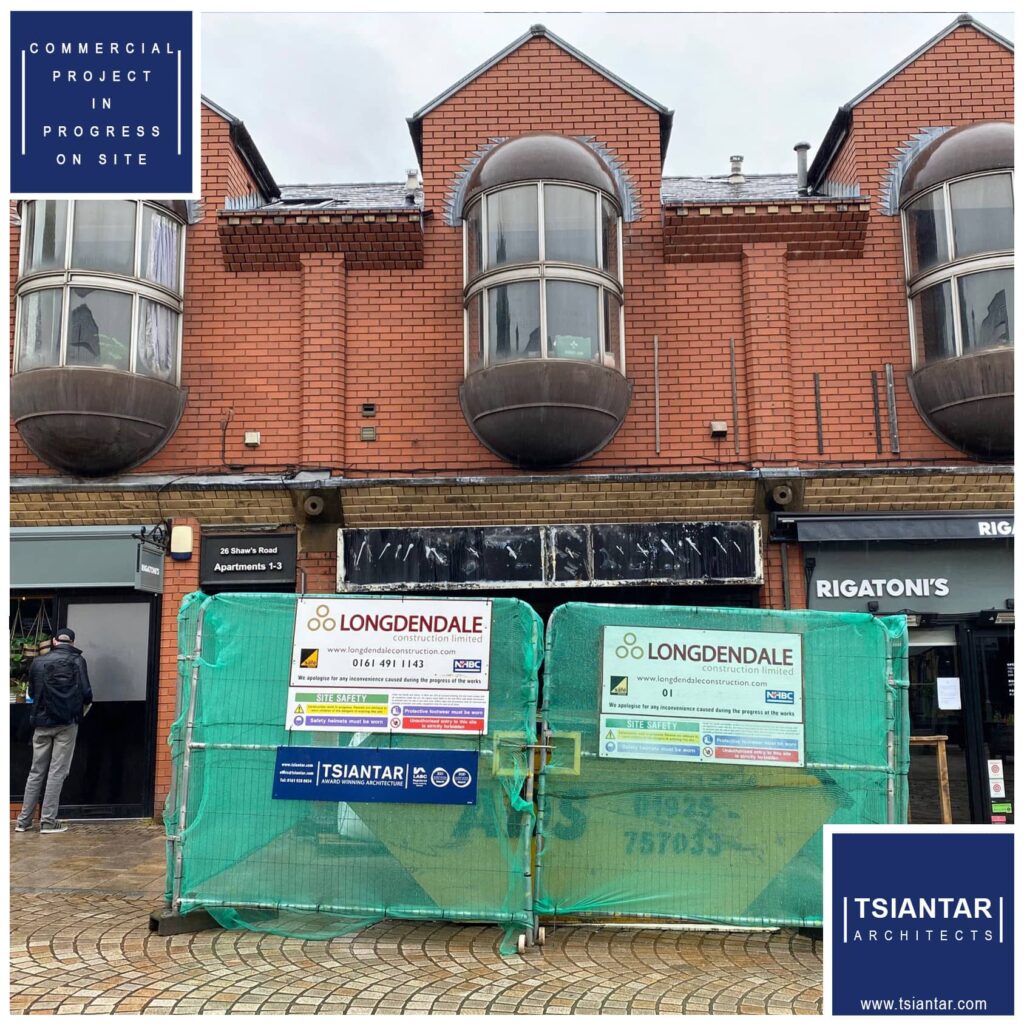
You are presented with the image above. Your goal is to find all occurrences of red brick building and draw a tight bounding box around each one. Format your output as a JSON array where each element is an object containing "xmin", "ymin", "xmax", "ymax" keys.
[{"xmin": 10, "ymin": 17, "xmax": 1013, "ymax": 825}]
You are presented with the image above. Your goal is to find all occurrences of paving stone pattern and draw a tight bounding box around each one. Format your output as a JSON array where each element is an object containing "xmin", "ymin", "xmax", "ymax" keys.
[{"xmin": 10, "ymin": 822, "xmax": 822, "ymax": 1015}]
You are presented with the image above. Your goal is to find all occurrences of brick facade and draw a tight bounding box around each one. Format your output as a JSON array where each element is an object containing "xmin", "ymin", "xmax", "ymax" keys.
[{"xmin": 9, "ymin": 20, "xmax": 1013, "ymax": 818}]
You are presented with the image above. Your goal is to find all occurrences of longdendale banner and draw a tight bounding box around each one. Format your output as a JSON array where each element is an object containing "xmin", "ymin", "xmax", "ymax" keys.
[
  {"xmin": 825, "ymin": 826, "xmax": 1014, "ymax": 1016},
  {"xmin": 10, "ymin": 9, "xmax": 199, "ymax": 196}
]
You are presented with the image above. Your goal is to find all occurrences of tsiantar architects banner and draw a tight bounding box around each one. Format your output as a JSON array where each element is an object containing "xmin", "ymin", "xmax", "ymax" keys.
[
  {"xmin": 828, "ymin": 829, "xmax": 1013, "ymax": 1015},
  {"xmin": 272, "ymin": 747, "xmax": 479, "ymax": 806},
  {"xmin": 599, "ymin": 625, "xmax": 805, "ymax": 767},
  {"xmin": 10, "ymin": 10, "xmax": 194, "ymax": 194},
  {"xmin": 287, "ymin": 598, "xmax": 493, "ymax": 735}
]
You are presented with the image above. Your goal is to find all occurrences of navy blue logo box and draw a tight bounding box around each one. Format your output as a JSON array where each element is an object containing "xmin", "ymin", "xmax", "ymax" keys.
[
  {"xmin": 830, "ymin": 832, "xmax": 1013, "ymax": 1016},
  {"xmin": 273, "ymin": 747, "xmax": 479, "ymax": 806},
  {"xmin": 11, "ymin": 10, "xmax": 193, "ymax": 193}
]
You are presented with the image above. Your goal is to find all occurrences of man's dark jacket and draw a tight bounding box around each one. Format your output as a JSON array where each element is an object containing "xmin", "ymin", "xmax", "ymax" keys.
[{"xmin": 28, "ymin": 643, "xmax": 94, "ymax": 727}]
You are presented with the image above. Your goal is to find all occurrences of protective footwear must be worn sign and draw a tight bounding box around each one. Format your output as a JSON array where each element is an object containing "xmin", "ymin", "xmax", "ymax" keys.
[
  {"xmin": 286, "ymin": 598, "xmax": 492, "ymax": 735},
  {"xmin": 599, "ymin": 625, "xmax": 805, "ymax": 767}
]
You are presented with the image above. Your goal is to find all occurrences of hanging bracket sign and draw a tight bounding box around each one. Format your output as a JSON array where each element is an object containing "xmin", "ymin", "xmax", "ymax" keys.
[
  {"xmin": 286, "ymin": 598, "xmax": 492, "ymax": 735},
  {"xmin": 599, "ymin": 625, "xmax": 805, "ymax": 767}
]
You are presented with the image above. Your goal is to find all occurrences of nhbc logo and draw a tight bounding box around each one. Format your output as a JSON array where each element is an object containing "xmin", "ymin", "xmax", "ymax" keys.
[
  {"xmin": 453, "ymin": 659, "xmax": 482, "ymax": 673},
  {"xmin": 765, "ymin": 690, "xmax": 795, "ymax": 704}
]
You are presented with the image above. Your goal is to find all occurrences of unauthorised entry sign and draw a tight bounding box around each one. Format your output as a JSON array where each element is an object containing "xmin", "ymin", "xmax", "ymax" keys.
[{"xmin": 598, "ymin": 625, "xmax": 805, "ymax": 766}]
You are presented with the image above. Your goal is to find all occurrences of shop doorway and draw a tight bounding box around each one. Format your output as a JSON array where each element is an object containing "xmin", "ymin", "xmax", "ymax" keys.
[
  {"xmin": 907, "ymin": 623, "xmax": 1014, "ymax": 825},
  {"xmin": 10, "ymin": 591, "xmax": 160, "ymax": 818},
  {"xmin": 907, "ymin": 631, "xmax": 971, "ymax": 823},
  {"xmin": 961, "ymin": 626, "xmax": 1014, "ymax": 825}
]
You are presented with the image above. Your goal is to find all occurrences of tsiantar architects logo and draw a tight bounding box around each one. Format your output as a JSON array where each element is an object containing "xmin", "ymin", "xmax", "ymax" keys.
[
  {"xmin": 829, "ymin": 830, "xmax": 1013, "ymax": 1015},
  {"xmin": 11, "ymin": 10, "xmax": 193, "ymax": 193}
]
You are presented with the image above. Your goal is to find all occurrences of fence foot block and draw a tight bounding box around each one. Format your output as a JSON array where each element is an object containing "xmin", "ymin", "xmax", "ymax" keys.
[{"xmin": 149, "ymin": 907, "xmax": 221, "ymax": 936}]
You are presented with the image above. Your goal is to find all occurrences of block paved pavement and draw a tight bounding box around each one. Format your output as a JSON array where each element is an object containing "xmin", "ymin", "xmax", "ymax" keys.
[{"xmin": 10, "ymin": 821, "xmax": 823, "ymax": 1014}]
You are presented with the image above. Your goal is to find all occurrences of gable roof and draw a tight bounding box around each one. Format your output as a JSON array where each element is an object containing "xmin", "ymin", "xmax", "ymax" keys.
[
  {"xmin": 807, "ymin": 15, "xmax": 1013, "ymax": 192},
  {"xmin": 407, "ymin": 24, "xmax": 674, "ymax": 166}
]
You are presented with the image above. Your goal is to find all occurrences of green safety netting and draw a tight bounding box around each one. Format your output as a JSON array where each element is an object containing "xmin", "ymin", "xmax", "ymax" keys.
[
  {"xmin": 536, "ymin": 603, "xmax": 909, "ymax": 927},
  {"xmin": 164, "ymin": 592, "xmax": 542, "ymax": 953}
]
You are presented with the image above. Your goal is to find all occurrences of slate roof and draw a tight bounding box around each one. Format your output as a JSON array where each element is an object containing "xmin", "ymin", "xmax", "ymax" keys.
[
  {"xmin": 248, "ymin": 174, "xmax": 861, "ymax": 213},
  {"xmin": 663, "ymin": 174, "xmax": 810, "ymax": 204},
  {"xmin": 258, "ymin": 183, "xmax": 424, "ymax": 212}
]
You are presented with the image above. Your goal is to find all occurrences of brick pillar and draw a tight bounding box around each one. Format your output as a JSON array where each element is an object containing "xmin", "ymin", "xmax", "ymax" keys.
[
  {"xmin": 300, "ymin": 253, "xmax": 346, "ymax": 467},
  {"xmin": 741, "ymin": 243, "xmax": 793, "ymax": 464},
  {"xmin": 153, "ymin": 517, "xmax": 201, "ymax": 820}
]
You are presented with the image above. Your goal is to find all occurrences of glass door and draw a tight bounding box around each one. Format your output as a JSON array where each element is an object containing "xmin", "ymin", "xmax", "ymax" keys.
[
  {"xmin": 964, "ymin": 628, "xmax": 1014, "ymax": 824},
  {"xmin": 907, "ymin": 631, "xmax": 972, "ymax": 823},
  {"xmin": 57, "ymin": 593, "xmax": 159, "ymax": 816}
]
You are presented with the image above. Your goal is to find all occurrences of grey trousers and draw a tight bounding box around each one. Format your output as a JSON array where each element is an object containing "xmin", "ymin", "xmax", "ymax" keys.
[{"xmin": 16, "ymin": 724, "xmax": 79, "ymax": 827}]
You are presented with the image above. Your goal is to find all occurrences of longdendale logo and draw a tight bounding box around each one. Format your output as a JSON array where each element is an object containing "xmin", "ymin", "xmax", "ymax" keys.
[{"xmin": 11, "ymin": 10, "xmax": 194, "ymax": 194}]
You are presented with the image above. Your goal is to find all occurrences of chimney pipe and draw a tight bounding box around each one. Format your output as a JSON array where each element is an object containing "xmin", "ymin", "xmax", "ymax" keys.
[
  {"xmin": 405, "ymin": 169, "xmax": 419, "ymax": 205},
  {"xmin": 728, "ymin": 155, "xmax": 744, "ymax": 185},
  {"xmin": 794, "ymin": 142, "xmax": 811, "ymax": 194}
]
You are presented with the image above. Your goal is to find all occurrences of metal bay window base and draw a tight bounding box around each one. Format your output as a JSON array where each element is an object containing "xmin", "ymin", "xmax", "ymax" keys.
[{"xmin": 460, "ymin": 360, "xmax": 632, "ymax": 468}]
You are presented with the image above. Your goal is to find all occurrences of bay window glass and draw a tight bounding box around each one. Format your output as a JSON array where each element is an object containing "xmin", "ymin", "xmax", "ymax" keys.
[
  {"xmin": 136, "ymin": 300, "xmax": 179, "ymax": 380},
  {"xmin": 545, "ymin": 185, "xmax": 597, "ymax": 266},
  {"xmin": 548, "ymin": 281, "xmax": 599, "ymax": 360},
  {"xmin": 950, "ymin": 174, "xmax": 1013, "ymax": 259},
  {"xmin": 15, "ymin": 200, "xmax": 185, "ymax": 381},
  {"xmin": 958, "ymin": 269, "xmax": 1013, "ymax": 352},
  {"xmin": 603, "ymin": 292, "xmax": 622, "ymax": 370},
  {"xmin": 488, "ymin": 281, "xmax": 540, "ymax": 362},
  {"xmin": 22, "ymin": 201, "xmax": 68, "ymax": 273},
  {"xmin": 487, "ymin": 186, "xmax": 538, "ymax": 267},
  {"xmin": 67, "ymin": 288, "xmax": 132, "ymax": 370},
  {"xmin": 466, "ymin": 293, "xmax": 484, "ymax": 370},
  {"xmin": 17, "ymin": 289, "xmax": 63, "ymax": 370},
  {"xmin": 905, "ymin": 189, "xmax": 949, "ymax": 276},
  {"xmin": 141, "ymin": 207, "xmax": 182, "ymax": 291},
  {"xmin": 601, "ymin": 197, "xmax": 620, "ymax": 278},
  {"xmin": 913, "ymin": 282, "xmax": 955, "ymax": 363},
  {"xmin": 71, "ymin": 200, "xmax": 136, "ymax": 275},
  {"xmin": 466, "ymin": 200, "xmax": 483, "ymax": 278}
]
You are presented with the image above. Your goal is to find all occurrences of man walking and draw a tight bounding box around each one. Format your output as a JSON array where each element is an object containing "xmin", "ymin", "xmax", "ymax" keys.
[{"xmin": 14, "ymin": 627, "xmax": 93, "ymax": 834}]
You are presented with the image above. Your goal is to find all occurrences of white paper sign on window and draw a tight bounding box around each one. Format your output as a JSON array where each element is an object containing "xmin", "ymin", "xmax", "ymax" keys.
[{"xmin": 936, "ymin": 676, "xmax": 962, "ymax": 710}]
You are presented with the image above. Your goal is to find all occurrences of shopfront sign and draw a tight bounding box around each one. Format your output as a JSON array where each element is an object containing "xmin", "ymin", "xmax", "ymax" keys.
[
  {"xmin": 199, "ymin": 533, "xmax": 297, "ymax": 588},
  {"xmin": 806, "ymin": 542, "xmax": 1012, "ymax": 613},
  {"xmin": 286, "ymin": 598, "xmax": 492, "ymax": 735},
  {"xmin": 339, "ymin": 521, "xmax": 761, "ymax": 589},
  {"xmin": 598, "ymin": 625, "xmax": 805, "ymax": 767},
  {"xmin": 134, "ymin": 543, "xmax": 165, "ymax": 594},
  {"xmin": 272, "ymin": 746, "xmax": 478, "ymax": 805}
]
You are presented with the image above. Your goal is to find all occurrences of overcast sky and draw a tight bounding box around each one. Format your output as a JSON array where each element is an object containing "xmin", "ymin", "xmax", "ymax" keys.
[{"xmin": 201, "ymin": 11, "xmax": 1014, "ymax": 187}]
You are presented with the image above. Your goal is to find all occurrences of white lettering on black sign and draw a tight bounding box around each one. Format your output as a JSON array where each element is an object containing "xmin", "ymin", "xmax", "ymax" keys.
[
  {"xmin": 977, "ymin": 520, "xmax": 1014, "ymax": 537},
  {"xmin": 816, "ymin": 578, "xmax": 950, "ymax": 599}
]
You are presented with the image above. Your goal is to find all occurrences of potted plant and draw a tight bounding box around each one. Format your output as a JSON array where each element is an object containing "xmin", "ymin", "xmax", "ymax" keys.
[{"xmin": 10, "ymin": 635, "xmax": 29, "ymax": 702}]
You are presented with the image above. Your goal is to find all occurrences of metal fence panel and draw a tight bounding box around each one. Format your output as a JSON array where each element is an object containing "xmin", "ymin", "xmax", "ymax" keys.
[
  {"xmin": 165, "ymin": 592, "xmax": 543, "ymax": 952},
  {"xmin": 536, "ymin": 602, "xmax": 909, "ymax": 927}
]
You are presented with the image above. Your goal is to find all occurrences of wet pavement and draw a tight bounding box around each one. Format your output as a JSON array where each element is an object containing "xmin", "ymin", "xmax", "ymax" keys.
[{"xmin": 9, "ymin": 821, "xmax": 823, "ymax": 1014}]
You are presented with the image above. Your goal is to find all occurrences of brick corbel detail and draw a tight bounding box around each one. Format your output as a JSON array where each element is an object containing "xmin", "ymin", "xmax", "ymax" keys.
[
  {"xmin": 300, "ymin": 253, "xmax": 346, "ymax": 467},
  {"xmin": 741, "ymin": 243, "xmax": 794, "ymax": 463}
]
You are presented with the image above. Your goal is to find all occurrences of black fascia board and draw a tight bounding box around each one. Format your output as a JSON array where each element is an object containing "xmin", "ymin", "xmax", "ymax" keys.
[
  {"xmin": 806, "ymin": 105, "xmax": 852, "ymax": 194},
  {"xmin": 770, "ymin": 510, "xmax": 1014, "ymax": 543},
  {"xmin": 230, "ymin": 121, "xmax": 280, "ymax": 200}
]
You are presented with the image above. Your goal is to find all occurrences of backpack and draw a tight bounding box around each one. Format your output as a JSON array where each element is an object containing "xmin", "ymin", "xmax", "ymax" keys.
[{"xmin": 36, "ymin": 653, "xmax": 84, "ymax": 725}]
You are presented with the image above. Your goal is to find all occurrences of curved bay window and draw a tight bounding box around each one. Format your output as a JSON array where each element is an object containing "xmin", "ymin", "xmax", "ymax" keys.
[
  {"xmin": 16, "ymin": 200, "xmax": 184, "ymax": 382},
  {"xmin": 904, "ymin": 171, "xmax": 1013, "ymax": 366},
  {"xmin": 458, "ymin": 134, "xmax": 631, "ymax": 469},
  {"xmin": 464, "ymin": 182, "xmax": 624, "ymax": 373},
  {"xmin": 12, "ymin": 200, "xmax": 188, "ymax": 477},
  {"xmin": 899, "ymin": 121, "xmax": 1014, "ymax": 460}
]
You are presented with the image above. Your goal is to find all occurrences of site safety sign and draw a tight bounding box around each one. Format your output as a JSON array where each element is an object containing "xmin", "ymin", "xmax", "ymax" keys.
[
  {"xmin": 599, "ymin": 625, "xmax": 805, "ymax": 767},
  {"xmin": 286, "ymin": 598, "xmax": 492, "ymax": 735}
]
